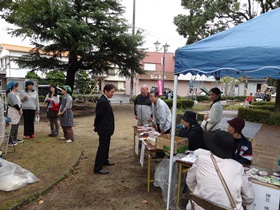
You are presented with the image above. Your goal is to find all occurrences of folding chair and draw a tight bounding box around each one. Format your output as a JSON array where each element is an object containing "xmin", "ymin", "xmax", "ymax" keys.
[{"xmin": 189, "ymin": 193, "xmax": 232, "ymax": 210}]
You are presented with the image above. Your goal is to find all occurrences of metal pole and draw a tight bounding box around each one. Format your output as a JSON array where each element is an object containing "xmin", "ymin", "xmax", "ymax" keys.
[
  {"xmin": 162, "ymin": 50, "xmax": 166, "ymax": 99},
  {"xmin": 130, "ymin": 0, "xmax": 136, "ymax": 98},
  {"xmin": 166, "ymin": 74, "xmax": 179, "ymax": 210}
]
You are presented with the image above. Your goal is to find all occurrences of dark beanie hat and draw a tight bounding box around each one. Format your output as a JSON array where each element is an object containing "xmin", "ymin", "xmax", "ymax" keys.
[
  {"xmin": 182, "ymin": 111, "xmax": 197, "ymax": 125},
  {"xmin": 25, "ymin": 80, "xmax": 34, "ymax": 87},
  {"xmin": 209, "ymin": 87, "xmax": 221, "ymax": 95},
  {"xmin": 227, "ymin": 117, "xmax": 245, "ymax": 133},
  {"xmin": 204, "ymin": 130, "xmax": 235, "ymax": 159}
]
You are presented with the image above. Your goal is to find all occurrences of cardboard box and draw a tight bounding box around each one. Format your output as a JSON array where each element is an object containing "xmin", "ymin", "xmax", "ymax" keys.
[{"xmin": 156, "ymin": 134, "xmax": 188, "ymax": 154}]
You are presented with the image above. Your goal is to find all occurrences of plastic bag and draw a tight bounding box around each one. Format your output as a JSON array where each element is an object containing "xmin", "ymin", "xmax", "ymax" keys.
[
  {"xmin": 154, "ymin": 159, "xmax": 179, "ymax": 210},
  {"xmin": 35, "ymin": 114, "xmax": 40, "ymax": 123},
  {"xmin": 0, "ymin": 158, "xmax": 39, "ymax": 191}
]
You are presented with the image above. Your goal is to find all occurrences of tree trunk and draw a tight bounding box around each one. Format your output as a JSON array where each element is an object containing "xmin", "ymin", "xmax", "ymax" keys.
[
  {"xmin": 66, "ymin": 68, "xmax": 76, "ymax": 92},
  {"xmin": 66, "ymin": 52, "xmax": 79, "ymax": 92},
  {"xmin": 275, "ymin": 80, "xmax": 280, "ymax": 112}
]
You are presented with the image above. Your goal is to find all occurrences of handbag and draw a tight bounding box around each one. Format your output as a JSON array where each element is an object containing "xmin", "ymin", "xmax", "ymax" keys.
[
  {"xmin": 203, "ymin": 119, "xmax": 221, "ymax": 132},
  {"xmin": 210, "ymin": 153, "xmax": 238, "ymax": 210}
]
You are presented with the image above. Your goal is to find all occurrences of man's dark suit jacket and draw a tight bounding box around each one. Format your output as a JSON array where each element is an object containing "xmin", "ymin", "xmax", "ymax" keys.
[{"xmin": 94, "ymin": 94, "xmax": 115, "ymax": 136}]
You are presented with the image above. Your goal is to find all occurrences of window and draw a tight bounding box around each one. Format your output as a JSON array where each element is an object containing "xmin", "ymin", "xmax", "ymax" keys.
[{"xmin": 144, "ymin": 63, "xmax": 156, "ymax": 71}]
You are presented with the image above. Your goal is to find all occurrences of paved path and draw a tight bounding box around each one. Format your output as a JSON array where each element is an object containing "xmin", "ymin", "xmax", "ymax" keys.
[
  {"xmin": 220, "ymin": 110, "xmax": 279, "ymax": 170},
  {"xmin": 252, "ymin": 124, "xmax": 280, "ymax": 170}
]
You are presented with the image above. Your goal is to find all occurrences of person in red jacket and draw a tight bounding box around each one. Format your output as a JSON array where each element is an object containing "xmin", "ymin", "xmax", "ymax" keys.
[{"xmin": 245, "ymin": 93, "xmax": 253, "ymax": 104}]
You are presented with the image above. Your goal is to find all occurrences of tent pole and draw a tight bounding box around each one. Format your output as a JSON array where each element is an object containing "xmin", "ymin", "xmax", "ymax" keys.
[{"xmin": 166, "ymin": 74, "xmax": 179, "ymax": 210}]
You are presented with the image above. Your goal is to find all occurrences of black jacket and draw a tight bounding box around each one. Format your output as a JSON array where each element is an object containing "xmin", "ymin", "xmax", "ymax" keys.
[
  {"xmin": 177, "ymin": 124, "xmax": 205, "ymax": 151},
  {"xmin": 94, "ymin": 94, "xmax": 115, "ymax": 136}
]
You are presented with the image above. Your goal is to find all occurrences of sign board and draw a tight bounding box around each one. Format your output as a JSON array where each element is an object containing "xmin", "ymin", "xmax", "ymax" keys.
[
  {"xmin": 139, "ymin": 141, "xmax": 145, "ymax": 167},
  {"xmin": 247, "ymin": 182, "xmax": 280, "ymax": 210},
  {"xmin": 134, "ymin": 137, "xmax": 139, "ymax": 156},
  {"xmin": 157, "ymin": 80, "xmax": 163, "ymax": 96}
]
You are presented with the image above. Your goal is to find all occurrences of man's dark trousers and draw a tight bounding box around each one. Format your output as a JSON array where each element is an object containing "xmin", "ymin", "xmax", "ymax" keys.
[{"xmin": 94, "ymin": 133, "xmax": 111, "ymax": 171}]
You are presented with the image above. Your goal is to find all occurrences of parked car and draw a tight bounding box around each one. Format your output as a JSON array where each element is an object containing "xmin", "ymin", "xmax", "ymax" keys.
[{"xmin": 150, "ymin": 86, "xmax": 173, "ymax": 99}]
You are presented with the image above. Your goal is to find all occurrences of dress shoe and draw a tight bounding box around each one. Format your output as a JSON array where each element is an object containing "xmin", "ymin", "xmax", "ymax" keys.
[
  {"xmin": 104, "ymin": 162, "xmax": 114, "ymax": 166},
  {"xmin": 94, "ymin": 169, "xmax": 109, "ymax": 174}
]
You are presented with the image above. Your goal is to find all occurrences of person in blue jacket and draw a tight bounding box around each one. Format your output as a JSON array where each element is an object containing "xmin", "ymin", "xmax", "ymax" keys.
[{"xmin": 227, "ymin": 117, "xmax": 252, "ymax": 165}]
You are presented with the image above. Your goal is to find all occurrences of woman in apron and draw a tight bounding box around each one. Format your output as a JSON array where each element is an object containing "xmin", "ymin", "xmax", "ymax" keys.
[
  {"xmin": 6, "ymin": 82, "xmax": 23, "ymax": 146},
  {"xmin": 58, "ymin": 85, "xmax": 74, "ymax": 143}
]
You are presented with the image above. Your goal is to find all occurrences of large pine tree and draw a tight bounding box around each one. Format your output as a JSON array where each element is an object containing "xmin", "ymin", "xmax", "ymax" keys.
[{"xmin": 1, "ymin": 0, "xmax": 145, "ymax": 89}]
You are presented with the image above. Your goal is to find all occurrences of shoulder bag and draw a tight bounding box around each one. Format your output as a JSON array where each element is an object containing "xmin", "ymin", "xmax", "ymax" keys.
[{"xmin": 210, "ymin": 153, "xmax": 239, "ymax": 210}]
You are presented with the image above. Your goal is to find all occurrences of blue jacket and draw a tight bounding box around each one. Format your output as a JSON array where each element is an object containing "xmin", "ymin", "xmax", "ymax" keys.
[{"xmin": 233, "ymin": 134, "xmax": 252, "ymax": 165}]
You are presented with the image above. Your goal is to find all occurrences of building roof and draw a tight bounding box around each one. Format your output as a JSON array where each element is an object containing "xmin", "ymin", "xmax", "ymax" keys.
[
  {"xmin": 0, "ymin": 43, "xmax": 33, "ymax": 53},
  {"xmin": 0, "ymin": 43, "xmax": 69, "ymax": 57}
]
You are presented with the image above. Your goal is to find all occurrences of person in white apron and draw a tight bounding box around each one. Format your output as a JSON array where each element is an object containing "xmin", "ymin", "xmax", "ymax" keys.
[
  {"xmin": 6, "ymin": 82, "xmax": 23, "ymax": 146},
  {"xmin": 0, "ymin": 98, "xmax": 6, "ymax": 149}
]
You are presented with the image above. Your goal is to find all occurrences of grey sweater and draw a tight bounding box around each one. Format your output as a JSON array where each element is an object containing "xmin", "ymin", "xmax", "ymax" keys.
[{"xmin": 20, "ymin": 90, "xmax": 40, "ymax": 111}]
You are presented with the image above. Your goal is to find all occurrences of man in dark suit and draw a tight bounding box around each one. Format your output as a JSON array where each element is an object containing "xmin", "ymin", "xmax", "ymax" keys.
[{"xmin": 94, "ymin": 84, "xmax": 115, "ymax": 174}]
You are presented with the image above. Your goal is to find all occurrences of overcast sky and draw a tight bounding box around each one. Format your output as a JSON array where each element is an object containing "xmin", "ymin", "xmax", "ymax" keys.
[{"xmin": 0, "ymin": 0, "xmax": 188, "ymax": 52}]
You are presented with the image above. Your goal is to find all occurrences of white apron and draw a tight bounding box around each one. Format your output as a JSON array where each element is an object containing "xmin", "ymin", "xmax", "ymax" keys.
[{"xmin": 7, "ymin": 93, "xmax": 21, "ymax": 125}]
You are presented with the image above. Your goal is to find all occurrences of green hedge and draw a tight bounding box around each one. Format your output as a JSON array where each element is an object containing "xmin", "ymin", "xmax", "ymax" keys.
[
  {"xmin": 251, "ymin": 101, "xmax": 275, "ymax": 106},
  {"xmin": 238, "ymin": 107, "xmax": 280, "ymax": 125},
  {"xmin": 250, "ymin": 101, "xmax": 275, "ymax": 111},
  {"xmin": 74, "ymin": 95, "xmax": 98, "ymax": 102},
  {"xmin": 164, "ymin": 99, "xmax": 193, "ymax": 109},
  {"xmin": 187, "ymin": 95, "xmax": 247, "ymax": 102},
  {"xmin": 250, "ymin": 105, "xmax": 275, "ymax": 112},
  {"xmin": 39, "ymin": 95, "xmax": 45, "ymax": 102},
  {"xmin": 222, "ymin": 96, "xmax": 247, "ymax": 102}
]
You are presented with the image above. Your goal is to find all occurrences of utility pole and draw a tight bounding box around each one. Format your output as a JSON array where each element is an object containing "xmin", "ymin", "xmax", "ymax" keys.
[{"xmin": 130, "ymin": 0, "xmax": 136, "ymax": 98}]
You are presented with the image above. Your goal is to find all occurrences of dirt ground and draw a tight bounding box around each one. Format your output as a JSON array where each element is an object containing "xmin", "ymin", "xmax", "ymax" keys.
[{"xmin": 1, "ymin": 103, "xmax": 166, "ymax": 210}]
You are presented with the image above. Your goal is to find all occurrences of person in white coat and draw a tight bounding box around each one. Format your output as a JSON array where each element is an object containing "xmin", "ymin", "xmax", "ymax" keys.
[
  {"xmin": 150, "ymin": 91, "xmax": 171, "ymax": 134},
  {"xmin": 201, "ymin": 87, "xmax": 223, "ymax": 132},
  {"xmin": 186, "ymin": 131, "xmax": 254, "ymax": 210}
]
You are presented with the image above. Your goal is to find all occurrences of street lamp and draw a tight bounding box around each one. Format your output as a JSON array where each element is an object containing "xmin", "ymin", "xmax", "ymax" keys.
[{"xmin": 154, "ymin": 40, "xmax": 169, "ymax": 98}]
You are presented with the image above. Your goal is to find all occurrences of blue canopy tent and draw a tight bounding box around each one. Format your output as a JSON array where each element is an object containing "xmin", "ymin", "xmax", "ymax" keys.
[
  {"xmin": 175, "ymin": 7, "xmax": 280, "ymax": 79},
  {"xmin": 166, "ymin": 8, "xmax": 280, "ymax": 209}
]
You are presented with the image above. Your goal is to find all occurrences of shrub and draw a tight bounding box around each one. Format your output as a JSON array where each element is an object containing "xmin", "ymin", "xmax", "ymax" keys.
[
  {"xmin": 39, "ymin": 95, "xmax": 45, "ymax": 102},
  {"xmin": 190, "ymin": 95, "xmax": 209, "ymax": 102},
  {"xmin": 238, "ymin": 107, "xmax": 280, "ymax": 125},
  {"xmin": 164, "ymin": 99, "xmax": 173, "ymax": 109},
  {"xmin": 251, "ymin": 101, "xmax": 275, "ymax": 106},
  {"xmin": 164, "ymin": 99, "xmax": 193, "ymax": 109},
  {"xmin": 130, "ymin": 96, "xmax": 136, "ymax": 103},
  {"xmin": 267, "ymin": 113, "xmax": 280, "ymax": 125},
  {"xmin": 187, "ymin": 95, "xmax": 246, "ymax": 102},
  {"xmin": 250, "ymin": 105, "xmax": 275, "ymax": 112},
  {"xmin": 222, "ymin": 96, "xmax": 247, "ymax": 102}
]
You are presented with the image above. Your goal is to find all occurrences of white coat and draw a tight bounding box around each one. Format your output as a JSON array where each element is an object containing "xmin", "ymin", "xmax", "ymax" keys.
[
  {"xmin": 201, "ymin": 101, "xmax": 223, "ymax": 132},
  {"xmin": 186, "ymin": 155, "xmax": 254, "ymax": 210}
]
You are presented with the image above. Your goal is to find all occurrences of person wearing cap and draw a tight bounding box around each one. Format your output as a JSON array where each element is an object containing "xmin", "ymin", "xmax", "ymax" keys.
[
  {"xmin": 227, "ymin": 117, "xmax": 252, "ymax": 165},
  {"xmin": 6, "ymin": 82, "xmax": 23, "ymax": 146},
  {"xmin": 177, "ymin": 111, "xmax": 205, "ymax": 151},
  {"xmin": 186, "ymin": 131, "xmax": 254, "ymax": 210},
  {"xmin": 201, "ymin": 87, "xmax": 223, "ymax": 132},
  {"xmin": 58, "ymin": 85, "xmax": 74, "ymax": 143},
  {"xmin": 20, "ymin": 80, "xmax": 40, "ymax": 140}
]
